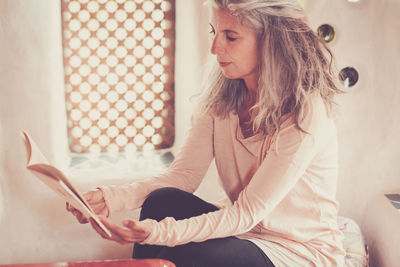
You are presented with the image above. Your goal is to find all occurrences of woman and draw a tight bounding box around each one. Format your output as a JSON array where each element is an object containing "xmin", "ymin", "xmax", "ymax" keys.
[{"xmin": 68, "ymin": 0, "xmax": 346, "ymax": 266}]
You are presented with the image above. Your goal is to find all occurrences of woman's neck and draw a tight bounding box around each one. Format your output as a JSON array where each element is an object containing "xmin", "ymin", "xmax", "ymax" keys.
[
  {"xmin": 243, "ymin": 75, "xmax": 259, "ymax": 106},
  {"xmin": 243, "ymin": 76, "xmax": 258, "ymax": 92},
  {"xmin": 238, "ymin": 88, "xmax": 259, "ymax": 138}
]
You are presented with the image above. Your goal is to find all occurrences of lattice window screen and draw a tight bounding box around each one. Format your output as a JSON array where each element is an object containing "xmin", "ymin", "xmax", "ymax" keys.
[{"xmin": 61, "ymin": 0, "xmax": 175, "ymax": 153}]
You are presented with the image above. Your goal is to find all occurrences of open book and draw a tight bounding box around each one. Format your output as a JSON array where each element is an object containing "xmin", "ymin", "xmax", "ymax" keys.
[{"xmin": 21, "ymin": 130, "xmax": 112, "ymax": 237}]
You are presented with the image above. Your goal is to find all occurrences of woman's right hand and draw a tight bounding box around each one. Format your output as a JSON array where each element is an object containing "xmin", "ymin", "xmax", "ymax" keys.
[{"xmin": 66, "ymin": 188, "xmax": 109, "ymax": 224}]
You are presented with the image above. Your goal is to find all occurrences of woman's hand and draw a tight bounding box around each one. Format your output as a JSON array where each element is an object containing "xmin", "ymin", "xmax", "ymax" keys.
[
  {"xmin": 66, "ymin": 188, "xmax": 109, "ymax": 224},
  {"xmin": 89, "ymin": 216, "xmax": 151, "ymax": 245}
]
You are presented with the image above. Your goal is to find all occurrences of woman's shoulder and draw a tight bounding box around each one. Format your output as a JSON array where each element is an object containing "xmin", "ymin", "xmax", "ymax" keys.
[
  {"xmin": 278, "ymin": 94, "xmax": 327, "ymax": 129},
  {"xmin": 299, "ymin": 93, "xmax": 335, "ymax": 133},
  {"xmin": 308, "ymin": 93, "xmax": 328, "ymax": 117},
  {"xmin": 190, "ymin": 108, "xmax": 215, "ymax": 126}
]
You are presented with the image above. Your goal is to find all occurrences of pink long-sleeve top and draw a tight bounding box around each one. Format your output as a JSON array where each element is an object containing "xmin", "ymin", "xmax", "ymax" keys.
[{"xmin": 100, "ymin": 95, "xmax": 346, "ymax": 266}]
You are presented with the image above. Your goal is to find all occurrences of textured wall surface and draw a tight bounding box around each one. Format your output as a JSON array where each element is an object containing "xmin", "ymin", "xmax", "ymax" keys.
[
  {"xmin": 306, "ymin": 2, "xmax": 400, "ymax": 266},
  {"xmin": 0, "ymin": 0, "xmax": 206, "ymax": 264}
]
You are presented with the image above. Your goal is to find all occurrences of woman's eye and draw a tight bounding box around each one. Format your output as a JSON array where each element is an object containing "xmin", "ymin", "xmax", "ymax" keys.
[{"xmin": 226, "ymin": 35, "xmax": 237, "ymax": 41}]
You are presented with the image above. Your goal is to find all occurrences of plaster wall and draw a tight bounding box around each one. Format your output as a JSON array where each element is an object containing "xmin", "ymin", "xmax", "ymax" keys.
[
  {"xmin": 0, "ymin": 0, "xmax": 212, "ymax": 264},
  {"xmin": 305, "ymin": 2, "xmax": 400, "ymax": 265}
]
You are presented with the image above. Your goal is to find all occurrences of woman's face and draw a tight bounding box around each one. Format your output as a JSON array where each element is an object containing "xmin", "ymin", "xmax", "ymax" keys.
[{"xmin": 209, "ymin": 9, "xmax": 259, "ymax": 90}]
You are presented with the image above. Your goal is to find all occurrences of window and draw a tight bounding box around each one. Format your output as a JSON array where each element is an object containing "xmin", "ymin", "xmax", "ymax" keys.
[{"xmin": 61, "ymin": 0, "xmax": 175, "ymax": 155}]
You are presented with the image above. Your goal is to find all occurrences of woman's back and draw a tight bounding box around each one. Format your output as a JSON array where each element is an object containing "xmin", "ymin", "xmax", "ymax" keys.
[{"xmin": 212, "ymin": 94, "xmax": 345, "ymax": 265}]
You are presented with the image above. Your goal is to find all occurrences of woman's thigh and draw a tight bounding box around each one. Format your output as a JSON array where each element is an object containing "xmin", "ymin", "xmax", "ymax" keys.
[
  {"xmin": 133, "ymin": 187, "xmax": 220, "ymax": 259},
  {"xmin": 133, "ymin": 187, "xmax": 274, "ymax": 266},
  {"xmin": 157, "ymin": 236, "xmax": 275, "ymax": 267},
  {"xmin": 138, "ymin": 187, "xmax": 220, "ymax": 221}
]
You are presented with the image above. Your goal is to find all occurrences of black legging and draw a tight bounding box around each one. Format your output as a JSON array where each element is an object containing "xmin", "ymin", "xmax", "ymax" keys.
[{"xmin": 132, "ymin": 187, "xmax": 275, "ymax": 267}]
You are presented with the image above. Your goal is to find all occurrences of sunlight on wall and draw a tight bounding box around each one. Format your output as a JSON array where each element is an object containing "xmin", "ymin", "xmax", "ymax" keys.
[{"xmin": 298, "ymin": 0, "xmax": 307, "ymax": 8}]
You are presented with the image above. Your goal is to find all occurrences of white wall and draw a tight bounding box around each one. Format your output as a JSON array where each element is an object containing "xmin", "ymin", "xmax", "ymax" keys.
[
  {"xmin": 0, "ymin": 0, "xmax": 399, "ymax": 266},
  {"xmin": 307, "ymin": 0, "xmax": 400, "ymax": 223},
  {"xmin": 0, "ymin": 0, "xmax": 119, "ymax": 263},
  {"xmin": 0, "ymin": 0, "xmax": 214, "ymax": 264},
  {"xmin": 306, "ymin": 1, "xmax": 400, "ymax": 266},
  {"xmin": 0, "ymin": 0, "xmax": 72, "ymax": 263}
]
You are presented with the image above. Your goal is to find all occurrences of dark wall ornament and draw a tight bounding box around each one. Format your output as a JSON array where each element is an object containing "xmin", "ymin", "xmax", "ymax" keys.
[
  {"xmin": 317, "ymin": 24, "xmax": 335, "ymax": 43},
  {"xmin": 346, "ymin": 0, "xmax": 369, "ymax": 7},
  {"xmin": 339, "ymin": 67, "xmax": 359, "ymax": 87}
]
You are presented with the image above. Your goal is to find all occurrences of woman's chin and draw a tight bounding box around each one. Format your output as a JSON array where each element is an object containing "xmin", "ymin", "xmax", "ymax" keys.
[{"xmin": 220, "ymin": 70, "xmax": 238, "ymax": 80}]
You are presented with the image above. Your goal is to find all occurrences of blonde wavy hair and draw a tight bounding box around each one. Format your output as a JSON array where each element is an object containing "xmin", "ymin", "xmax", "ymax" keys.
[{"xmin": 198, "ymin": 0, "xmax": 342, "ymax": 135}]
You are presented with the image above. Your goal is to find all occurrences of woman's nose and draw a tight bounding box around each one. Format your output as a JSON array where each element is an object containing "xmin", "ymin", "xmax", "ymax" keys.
[{"xmin": 210, "ymin": 35, "xmax": 224, "ymax": 55}]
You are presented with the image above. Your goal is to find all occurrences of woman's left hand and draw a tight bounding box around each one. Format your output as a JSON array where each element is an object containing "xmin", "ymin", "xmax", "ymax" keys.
[{"xmin": 90, "ymin": 216, "xmax": 151, "ymax": 245}]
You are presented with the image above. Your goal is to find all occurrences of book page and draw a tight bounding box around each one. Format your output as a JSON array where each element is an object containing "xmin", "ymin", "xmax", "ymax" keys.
[
  {"xmin": 21, "ymin": 130, "xmax": 49, "ymax": 166},
  {"xmin": 21, "ymin": 130, "xmax": 112, "ymax": 237}
]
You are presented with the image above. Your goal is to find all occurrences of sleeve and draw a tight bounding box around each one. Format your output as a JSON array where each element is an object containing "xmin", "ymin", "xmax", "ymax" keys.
[
  {"xmin": 139, "ymin": 102, "xmax": 329, "ymax": 247},
  {"xmin": 99, "ymin": 112, "xmax": 215, "ymax": 213}
]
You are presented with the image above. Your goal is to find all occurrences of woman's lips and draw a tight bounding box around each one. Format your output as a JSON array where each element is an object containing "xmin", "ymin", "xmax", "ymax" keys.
[{"xmin": 218, "ymin": 62, "xmax": 231, "ymax": 67}]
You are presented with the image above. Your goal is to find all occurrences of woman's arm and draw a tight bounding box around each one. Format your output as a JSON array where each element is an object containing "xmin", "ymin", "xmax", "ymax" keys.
[
  {"xmin": 98, "ymin": 112, "xmax": 215, "ymax": 213},
  {"xmin": 139, "ymin": 101, "xmax": 330, "ymax": 246}
]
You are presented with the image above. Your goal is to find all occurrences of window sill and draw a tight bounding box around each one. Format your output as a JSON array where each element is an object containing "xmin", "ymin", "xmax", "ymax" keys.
[{"xmin": 64, "ymin": 149, "xmax": 174, "ymax": 188}]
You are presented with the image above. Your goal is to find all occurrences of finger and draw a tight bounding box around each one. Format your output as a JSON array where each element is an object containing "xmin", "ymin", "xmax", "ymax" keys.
[
  {"xmin": 102, "ymin": 217, "xmax": 149, "ymax": 243},
  {"xmin": 89, "ymin": 218, "xmax": 110, "ymax": 239},
  {"xmin": 99, "ymin": 216, "xmax": 124, "ymax": 234},
  {"xmin": 83, "ymin": 191, "xmax": 94, "ymax": 202},
  {"xmin": 123, "ymin": 219, "xmax": 135, "ymax": 228},
  {"xmin": 75, "ymin": 212, "xmax": 89, "ymax": 224},
  {"xmin": 89, "ymin": 203, "xmax": 109, "ymax": 218},
  {"xmin": 67, "ymin": 203, "xmax": 88, "ymax": 224},
  {"xmin": 99, "ymin": 217, "xmax": 134, "ymax": 240},
  {"xmin": 90, "ymin": 218, "xmax": 129, "ymax": 244},
  {"xmin": 72, "ymin": 210, "xmax": 88, "ymax": 224},
  {"xmin": 123, "ymin": 220, "xmax": 151, "ymax": 242},
  {"xmin": 86, "ymin": 189, "xmax": 104, "ymax": 202},
  {"xmin": 91, "ymin": 202, "xmax": 106, "ymax": 211},
  {"xmin": 66, "ymin": 202, "xmax": 75, "ymax": 212}
]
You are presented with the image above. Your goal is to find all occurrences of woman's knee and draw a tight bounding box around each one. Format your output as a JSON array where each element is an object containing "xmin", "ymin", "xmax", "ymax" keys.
[
  {"xmin": 140, "ymin": 187, "xmax": 219, "ymax": 221},
  {"xmin": 140, "ymin": 187, "xmax": 187, "ymax": 220},
  {"xmin": 142, "ymin": 187, "xmax": 185, "ymax": 209}
]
